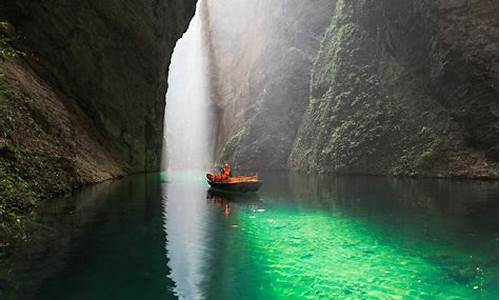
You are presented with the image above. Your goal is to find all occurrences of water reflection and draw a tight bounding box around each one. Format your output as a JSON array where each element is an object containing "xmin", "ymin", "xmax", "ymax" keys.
[
  {"xmin": 163, "ymin": 174, "xmax": 212, "ymax": 299},
  {"xmin": 284, "ymin": 173, "xmax": 499, "ymax": 248},
  {"xmin": 163, "ymin": 172, "xmax": 498, "ymax": 299},
  {"xmin": 206, "ymin": 188, "xmax": 264, "ymax": 219},
  {"xmin": 162, "ymin": 174, "xmax": 265, "ymax": 298},
  {"xmin": 207, "ymin": 188, "xmax": 261, "ymax": 204},
  {"xmin": 2, "ymin": 172, "xmax": 496, "ymax": 299},
  {"xmin": 0, "ymin": 179, "xmax": 123, "ymax": 299},
  {"xmin": 0, "ymin": 174, "xmax": 177, "ymax": 300}
]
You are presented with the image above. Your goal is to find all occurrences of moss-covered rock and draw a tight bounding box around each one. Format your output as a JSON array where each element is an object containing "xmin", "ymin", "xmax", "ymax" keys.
[
  {"xmin": 289, "ymin": 0, "xmax": 498, "ymax": 178},
  {"xmin": 204, "ymin": 0, "xmax": 336, "ymax": 170},
  {"xmin": 1, "ymin": 0, "xmax": 196, "ymax": 172}
]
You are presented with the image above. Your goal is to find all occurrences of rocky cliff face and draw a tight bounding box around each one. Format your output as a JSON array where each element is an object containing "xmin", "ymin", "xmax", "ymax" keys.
[
  {"xmin": 289, "ymin": 0, "xmax": 498, "ymax": 178},
  {"xmin": 202, "ymin": 0, "xmax": 335, "ymax": 170},
  {"xmin": 2, "ymin": 0, "xmax": 196, "ymax": 172},
  {"xmin": 0, "ymin": 0, "xmax": 195, "ymax": 240},
  {"xmin": 208, "ymin": 0, "xmax": 497, "ymax": 178}
]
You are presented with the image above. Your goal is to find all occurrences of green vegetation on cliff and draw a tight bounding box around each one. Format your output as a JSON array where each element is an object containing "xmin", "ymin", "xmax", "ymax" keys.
[
  {"xmin": 0, "ymin": 0, "xmax": 197, "ymax": 245},
  {"xmin": 289, "ymin": 0, "xmax": 498, "ymax": 178},
  {"xmin": 0, "ymin": 23, "xmax": 33, "ymax": 244},
  {"xmin": 206, "ymin": 0, "xmax": 335, "ymax": 170},
  {"xmin": 209, "ymin": 0, "xmax": 497, "ymax": 178}
]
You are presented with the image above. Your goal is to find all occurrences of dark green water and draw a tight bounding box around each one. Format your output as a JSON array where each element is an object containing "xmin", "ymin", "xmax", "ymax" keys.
[{"xmin": 9, "ymin": 172, "xmax": 499, "ymax": 299}]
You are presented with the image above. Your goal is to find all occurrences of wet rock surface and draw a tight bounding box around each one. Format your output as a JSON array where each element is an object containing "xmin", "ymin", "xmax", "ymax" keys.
[
  {"xmin": 1, "ymin": 0, "xmax": 196, "ymax": 173},
  {"xmin": 0, "ymin": 1, "xmax": 196, "ymax": 214},
  {"xmin": 203, "ymin": 0, "xmax": 335, "ymax": 170},
  {"xmin": 287, "ymin": 0, "xmax": 498, "ymax": 177},
  {"xmin": 207, "ymin": 0, "xmax": 497, "ymax": 178}
]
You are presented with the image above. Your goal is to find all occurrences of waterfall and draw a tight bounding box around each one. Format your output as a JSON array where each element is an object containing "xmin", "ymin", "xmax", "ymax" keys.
[
  {"xmin": 163, "ymin": 0, "xmax": 214, "ymax": 172},
  {"xmin": 162, "ymin": 2, "xmax": 215, "ymax": 298}
]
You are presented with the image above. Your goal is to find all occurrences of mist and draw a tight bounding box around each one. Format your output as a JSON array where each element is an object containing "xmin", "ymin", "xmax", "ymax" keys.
[
  {"xmin": 199, "ymin": 0, "xmax": 335, "ymax": 170},
  {"xmin": 163, "ymin": 1, "xmax": 215, "ymax": 172}
]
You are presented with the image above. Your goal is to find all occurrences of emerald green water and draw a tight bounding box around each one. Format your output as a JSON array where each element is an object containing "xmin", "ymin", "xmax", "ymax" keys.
[{"xmin": 10, "ymin": 172, "xmax": 498, "ymax": 299}]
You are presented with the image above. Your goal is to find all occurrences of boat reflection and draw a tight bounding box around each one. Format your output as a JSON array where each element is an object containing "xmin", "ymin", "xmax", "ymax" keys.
[
  {"xmin": 207, "ymin": 188, "xmax": 261, "ymax": 202},
  {"xmin": 206, "ymin": 188, "xmax": 263, "ymax": 218}
]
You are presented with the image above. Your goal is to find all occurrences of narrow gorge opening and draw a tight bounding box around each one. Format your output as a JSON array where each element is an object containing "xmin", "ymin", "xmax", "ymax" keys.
[{"xmin": 162, "ymin": 0, "xmax": 216, "ymax": 173}]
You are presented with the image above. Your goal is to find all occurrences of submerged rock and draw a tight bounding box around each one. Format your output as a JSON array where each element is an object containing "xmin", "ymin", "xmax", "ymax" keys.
[{"xmin": 444, "ymin": 265, "xmax": 481, "ymax": 285}]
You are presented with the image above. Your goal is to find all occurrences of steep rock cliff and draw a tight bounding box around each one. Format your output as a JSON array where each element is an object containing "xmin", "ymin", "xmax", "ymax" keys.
[
  {"xmin": 0, "ymin": 0, "xmax": 195, "ymax": 243},
  {"xmin": 289, "ymin": 0, "xmax": 498, "ymax": 178},
  {"xmin": 2, "ymin": 0, "xmax": 196, "ymax": 172},
  {"xmin": 203, "ymin": 0, "xmax": 335, "ymax": 170}
]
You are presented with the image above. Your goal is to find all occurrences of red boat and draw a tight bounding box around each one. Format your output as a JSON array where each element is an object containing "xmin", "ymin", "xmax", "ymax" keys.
[{"xmin": 206, "ymin": 163, "xmax": 263, "ymax": 193}]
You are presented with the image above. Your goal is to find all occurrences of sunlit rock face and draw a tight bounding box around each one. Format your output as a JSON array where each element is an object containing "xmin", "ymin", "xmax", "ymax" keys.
[
  {"xmin": 202, "ymin": 0, "xmax": 335, "ymax": 170},
  {"xmin": 205, "ymin": 0, "xmax": 497, "ymax": 178},
  {"xmin": 1, "ymin": 0, "xmax": 196, "ymax": 173},
  {"xmin": 288, "ymin": 0, "xmax": 498, "ymax": 178}
]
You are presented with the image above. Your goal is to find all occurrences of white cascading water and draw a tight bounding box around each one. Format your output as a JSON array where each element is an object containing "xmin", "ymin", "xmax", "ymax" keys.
[
  {"xmin": 162, "ymin": 2, "xmax": 215, "ymax": 298},
  {"xmin": 163, "ymin": 1, "xmax": 214, "ymax": 172}
]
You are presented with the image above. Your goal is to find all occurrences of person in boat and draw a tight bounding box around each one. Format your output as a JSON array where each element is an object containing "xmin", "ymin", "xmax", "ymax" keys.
[
  {"xmin": 223, "ymin": 162, "xmax": 232, "ymax": 177},
  {"xmin": 206, "ymin": 162, "xmax": 262, "ymax": 192},
  {"xmin": 210, "ymin": 162, "xmax": 232, "ymax": 182}
]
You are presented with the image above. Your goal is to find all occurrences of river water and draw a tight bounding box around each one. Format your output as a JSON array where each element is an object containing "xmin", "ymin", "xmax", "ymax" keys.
[{"xmin": 10, "ymin": 172, "xmax": 498, "ymax": 299}]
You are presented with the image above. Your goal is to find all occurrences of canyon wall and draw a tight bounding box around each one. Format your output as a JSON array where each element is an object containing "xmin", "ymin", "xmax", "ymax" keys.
[
  {"xmin": 289, "ymin": 0, "xmax": 498, "ymax": 178},
  {"xmin": 1, "ymin": 0, "xmax": 196, "ymax": 172},
  {"xmin": 202, "ymin": 0, "xmax": 335, "ymax": 170},
  {"xmin": 208, "ymin": 0, "xmax": 498, "ymax": 178},
  {"xmin": 0, "ymin": 0, "xmax": 196, "ymax": 236}
]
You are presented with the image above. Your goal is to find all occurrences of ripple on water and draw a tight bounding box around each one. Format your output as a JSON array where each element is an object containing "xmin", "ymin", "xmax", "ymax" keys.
[{"xmin": 232, "ymin": 207, "xmax": 498, "ymax": 299}]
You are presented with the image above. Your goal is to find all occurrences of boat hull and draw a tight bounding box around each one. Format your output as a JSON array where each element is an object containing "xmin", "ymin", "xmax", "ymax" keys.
[{"xmin": 207, "ymin": 180, "xmax": 263, "ymax": 193}]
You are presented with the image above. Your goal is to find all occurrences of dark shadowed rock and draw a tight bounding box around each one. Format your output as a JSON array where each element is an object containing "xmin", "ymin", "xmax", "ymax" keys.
[
  {"xmin": 0, "ymin": 0, "xmax": 196, "ymax": 287},
  {"xmin": 1, "ymin": 0, "xmax": 196, "ymax": 172}
]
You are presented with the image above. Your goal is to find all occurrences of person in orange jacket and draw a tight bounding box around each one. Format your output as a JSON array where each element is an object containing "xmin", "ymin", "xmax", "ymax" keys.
[
  {"xmin": 222, "ymin": 162, "xmax": 232, "ymax": 178},
  {"xmin": 211, "ymin": 162, "xmax": 232, "ymax": 181}
]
